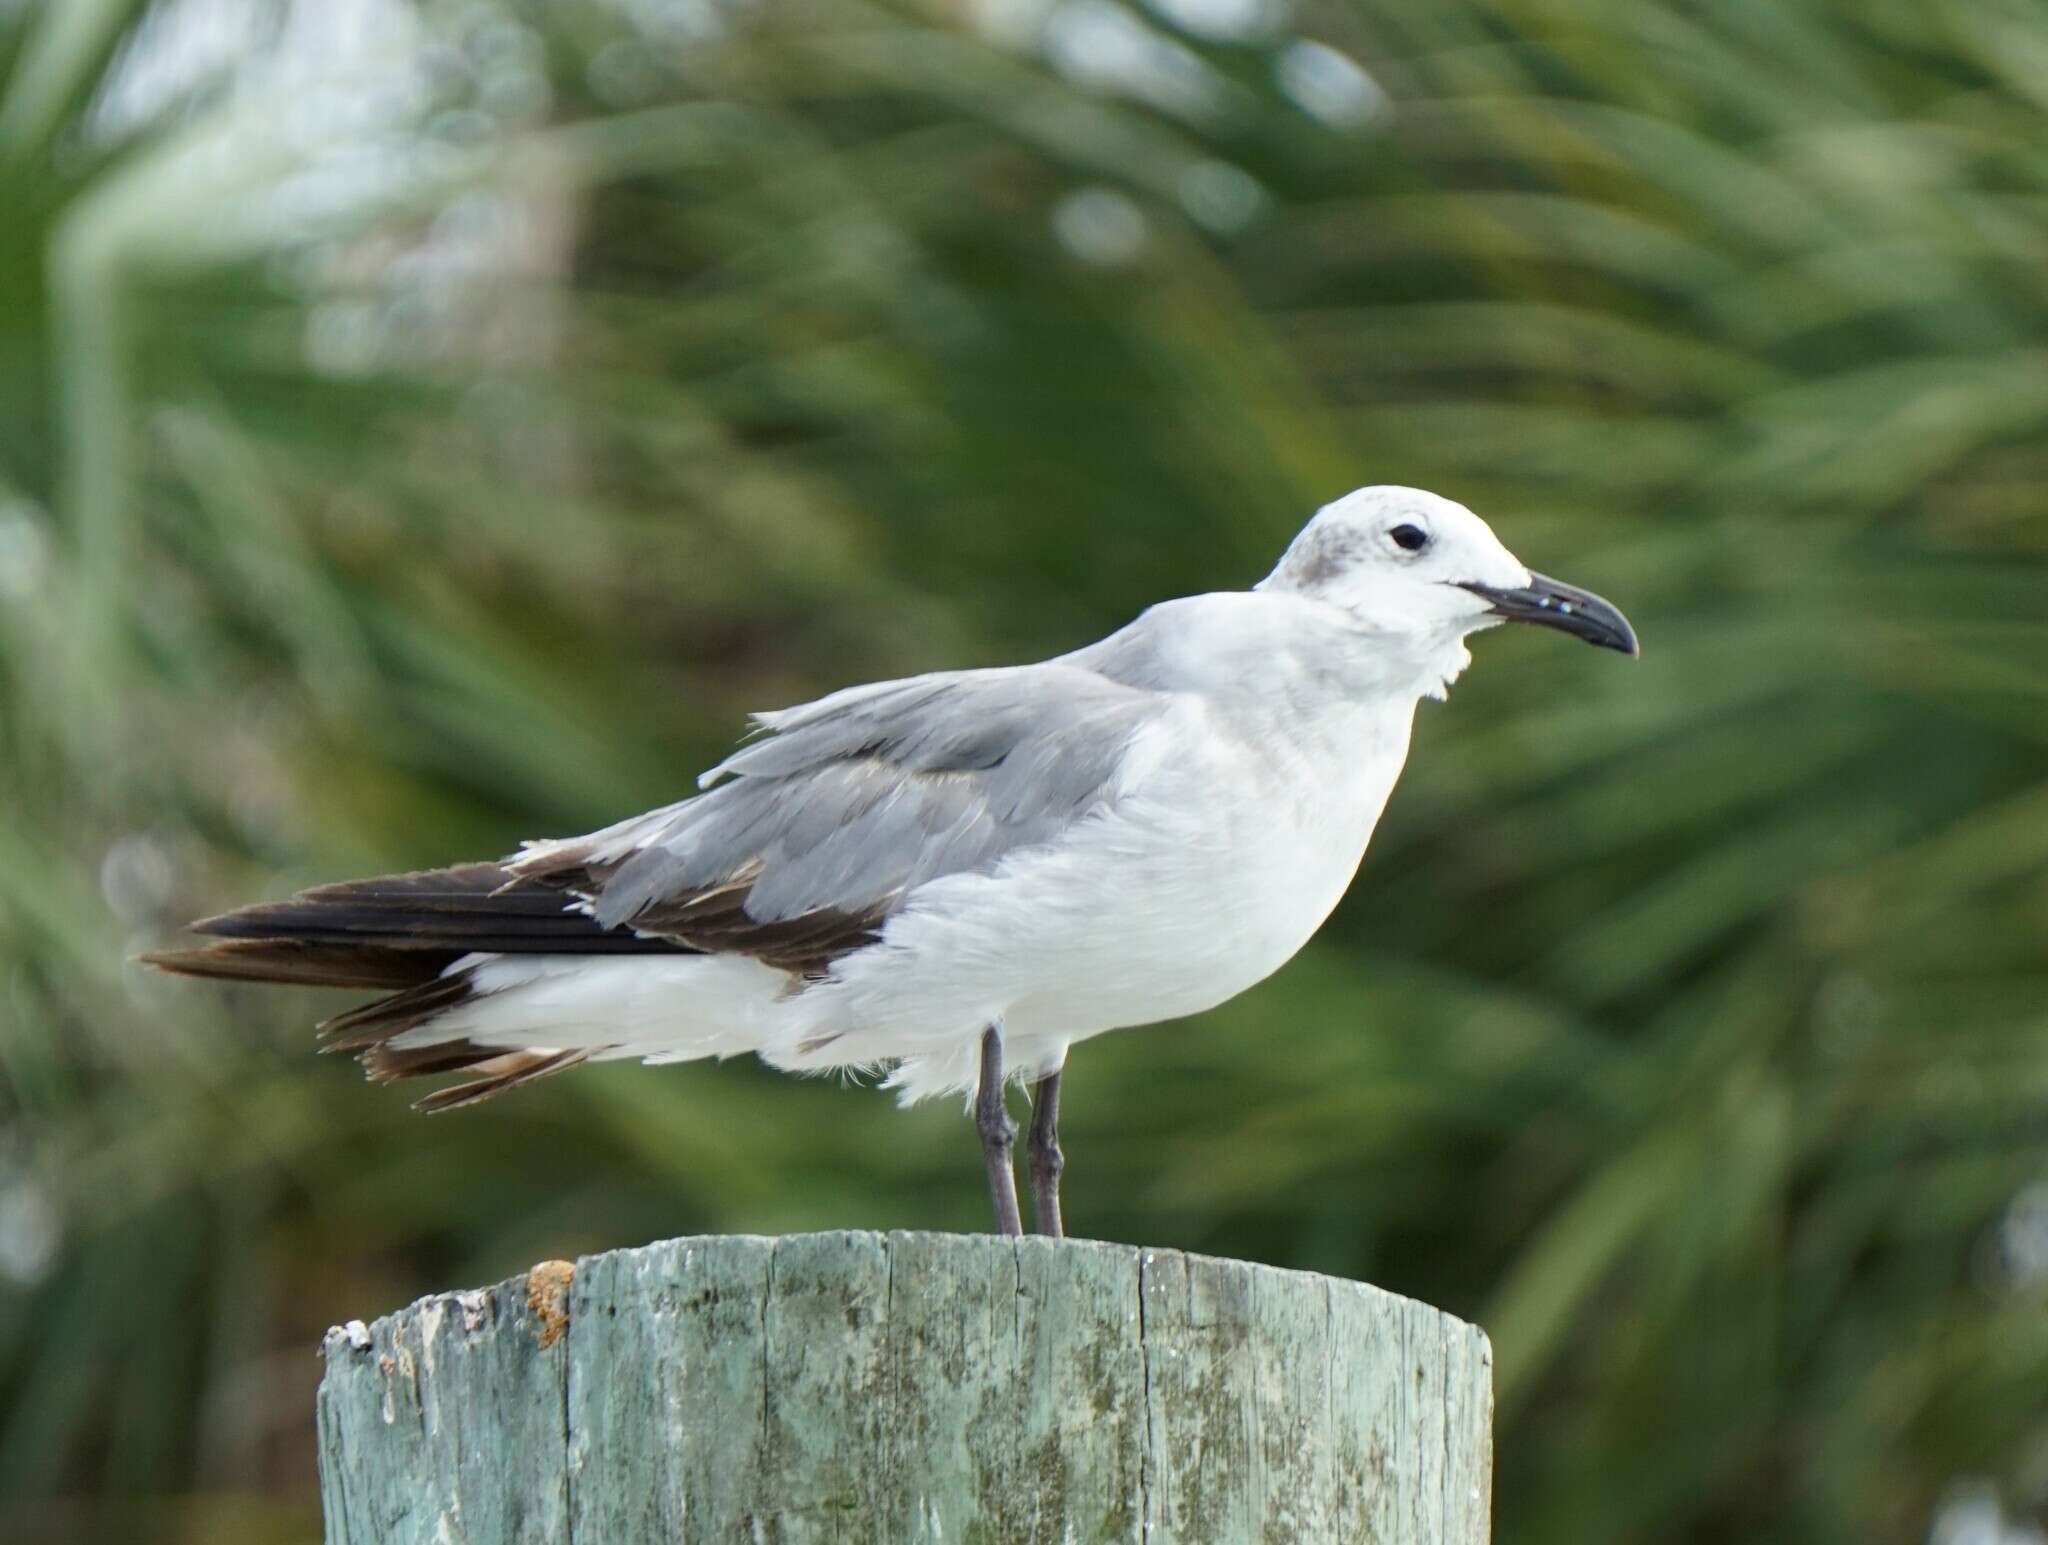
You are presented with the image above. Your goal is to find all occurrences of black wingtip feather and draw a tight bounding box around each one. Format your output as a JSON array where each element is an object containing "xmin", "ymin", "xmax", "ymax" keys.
[
  {"xmin": 153, "ymin": 864, "xmax": 693, "ymax": 989},
  {"xmin": 140, "ymin": 939, "xmax": 453, "ymax": 990},
  {"xmin": 150, "ymin": 863, "xmax": 648, "ymax": 1108}
]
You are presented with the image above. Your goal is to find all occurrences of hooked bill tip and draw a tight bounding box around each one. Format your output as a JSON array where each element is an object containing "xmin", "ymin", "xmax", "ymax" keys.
[{"xmin": 1461, "ymin": 572, "xmax": 1638, "ymax": 656}]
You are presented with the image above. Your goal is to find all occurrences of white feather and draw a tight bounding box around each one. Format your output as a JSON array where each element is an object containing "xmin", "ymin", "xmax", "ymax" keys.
[{"xmin": 393, "ymin": 487, "xmax": 1540, "ymax": 1104}]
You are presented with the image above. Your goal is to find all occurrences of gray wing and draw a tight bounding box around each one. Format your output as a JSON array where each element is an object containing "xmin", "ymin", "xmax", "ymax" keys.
[{"xmin": 508, "ymin": 664, "xmax": 1169, "ymax": 972}]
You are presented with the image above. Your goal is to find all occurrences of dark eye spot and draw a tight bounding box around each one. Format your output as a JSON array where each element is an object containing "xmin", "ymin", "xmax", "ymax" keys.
[{"xmin": 1389, "ymin": 523, "xmax": 1429, "ymax": 553}]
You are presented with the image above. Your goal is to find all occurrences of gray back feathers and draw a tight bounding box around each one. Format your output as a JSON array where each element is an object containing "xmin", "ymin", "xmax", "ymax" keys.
[{"xmin": 513, "ymin": 665, "xmax": 1168, "ymax": 970}]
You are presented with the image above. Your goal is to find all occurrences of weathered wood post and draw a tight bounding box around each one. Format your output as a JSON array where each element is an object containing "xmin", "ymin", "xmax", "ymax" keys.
[{"xmin": 317, "ymin": 1231, "xmax": 1491, "ymax": 1543}]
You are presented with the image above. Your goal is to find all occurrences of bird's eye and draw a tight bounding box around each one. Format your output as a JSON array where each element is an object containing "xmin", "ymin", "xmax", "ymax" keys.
[{"xmin": 1389, "ymin": 523, "xmax": 1429, "ymax": 553}]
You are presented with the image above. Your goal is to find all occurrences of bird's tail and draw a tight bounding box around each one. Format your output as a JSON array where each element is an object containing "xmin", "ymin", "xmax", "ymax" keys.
[{"xmin": 143, "ymin": 862, "xmax": 692, "ymax": 1108}]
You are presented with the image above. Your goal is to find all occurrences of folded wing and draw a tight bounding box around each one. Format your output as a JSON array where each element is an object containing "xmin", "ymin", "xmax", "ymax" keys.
[
  {"xmin": 510, "ymin": 663, "xmax": 1167, "ymax": 973},
  {"xmin": 151, "ymin": 665, "xmax": 1163, "ymax": 987}
]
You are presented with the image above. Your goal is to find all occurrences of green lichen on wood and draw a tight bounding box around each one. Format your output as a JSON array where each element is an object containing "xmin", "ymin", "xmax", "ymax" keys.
[{"xmin": 317, "ymin": 1232, "xmax": 1492, "ymax": 1544}]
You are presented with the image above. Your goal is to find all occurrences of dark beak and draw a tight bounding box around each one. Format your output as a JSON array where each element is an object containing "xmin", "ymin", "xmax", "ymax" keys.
[{"xmin": 1458, "ymin": 571, "xmax": 1639, "ymax": 656}]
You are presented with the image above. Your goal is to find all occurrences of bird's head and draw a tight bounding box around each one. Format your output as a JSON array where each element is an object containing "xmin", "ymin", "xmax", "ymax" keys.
[{"xmin": 1260, "ymin": 486, "xmax": 1637, "ymax": 692}]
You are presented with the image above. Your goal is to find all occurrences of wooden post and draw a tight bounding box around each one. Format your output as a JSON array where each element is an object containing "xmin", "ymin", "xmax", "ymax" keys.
[{"xmin": 316, "ymin": 1231, "xmax": 1492, "ymax": 1543}]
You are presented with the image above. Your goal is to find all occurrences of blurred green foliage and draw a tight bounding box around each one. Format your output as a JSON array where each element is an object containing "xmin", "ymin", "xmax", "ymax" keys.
[{"xmin": 2, "ymin": 0, "xmax": 2046, "ymax": 1541}]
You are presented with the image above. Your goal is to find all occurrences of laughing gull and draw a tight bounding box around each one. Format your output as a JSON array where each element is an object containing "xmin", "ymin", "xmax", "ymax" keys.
[{"xmin": 147, "ymin": 486, "xmax": 1636, "ymax": 1237}]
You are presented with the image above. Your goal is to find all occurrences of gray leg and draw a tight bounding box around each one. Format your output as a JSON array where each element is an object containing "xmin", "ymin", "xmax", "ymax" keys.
[
  {"xmin": 1027, "ymin": 1068, "xmax": 1065, "ymax": 1239},
  {"xmin": 976, "ymin": 1022, "xmax": 1022, "ymax": 1238}
]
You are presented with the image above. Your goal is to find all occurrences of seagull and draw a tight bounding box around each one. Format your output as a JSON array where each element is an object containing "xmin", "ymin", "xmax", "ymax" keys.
[{"xmin": 146, "ymin": 486, "xmax": 1636, "ymax": 1238}]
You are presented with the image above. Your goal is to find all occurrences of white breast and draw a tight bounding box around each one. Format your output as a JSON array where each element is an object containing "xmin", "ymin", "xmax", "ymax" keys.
[
  {"xmin": 817, "ymin": 689, "xmax": 1417, "ymax": 1069},
  {"xmin": 1091, "ymin": 690, "xmax": 1414, "ymax": 1022}
]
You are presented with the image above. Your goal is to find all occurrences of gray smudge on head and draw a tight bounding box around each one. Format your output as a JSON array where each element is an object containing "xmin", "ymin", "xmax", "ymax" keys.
[{"xmin": 1270, "ymin": 520, "xmax": 1371, "ymax": 595}]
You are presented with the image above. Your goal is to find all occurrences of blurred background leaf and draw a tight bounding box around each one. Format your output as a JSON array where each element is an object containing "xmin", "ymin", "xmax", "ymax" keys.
[{"xmin": 1, "ymin": 0, "xmax": 2045, "ymax": 1541}]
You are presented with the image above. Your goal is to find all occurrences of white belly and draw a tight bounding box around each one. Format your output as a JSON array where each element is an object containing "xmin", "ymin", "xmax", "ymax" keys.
[{"xmin": 806, "ymin": 696, "xmax": 1415, "ymax": 1089}]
